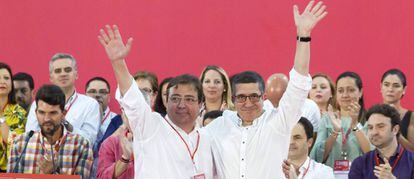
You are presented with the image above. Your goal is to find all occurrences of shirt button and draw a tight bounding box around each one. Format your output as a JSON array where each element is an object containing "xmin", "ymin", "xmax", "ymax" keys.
[
  {"xmin": 242, "ymin": 141, "xmax": 245, "ymax": 144},
  {"xmin": 241, "ymin": 158, "xmax": 244, "ymax": 161},
  {"xmin": 241, "ymin": 175, "xmax": 244, "ymax": 178}
]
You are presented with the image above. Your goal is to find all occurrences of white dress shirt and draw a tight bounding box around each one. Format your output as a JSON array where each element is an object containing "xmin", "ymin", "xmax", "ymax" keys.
[
  {"xmin": 296, "ymin": 157, "xmax": 334, "ymax": 179},
  {"xmin": 204, "ymin": 69, "xmax": 312, "ymax": 179},
  {"xmin": 100, "ymin": 107, "xmax": 118, "ymax": 135},
  {"xmin": 26, "ymin": 92, "xmax": 101, "ymax": 145},
  {"xmin": 116, "ymin": 80, "xmax": 215, "ymax": 179},
  {"xmin": 263, "ymin": 98, "xmax": 320, "ymax": 132}
]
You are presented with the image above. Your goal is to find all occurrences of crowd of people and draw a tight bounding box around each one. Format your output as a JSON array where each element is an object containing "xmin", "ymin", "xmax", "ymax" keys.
[{"xmin": 0, "ymin": 1, "xmax": 413, "ymax": 179}]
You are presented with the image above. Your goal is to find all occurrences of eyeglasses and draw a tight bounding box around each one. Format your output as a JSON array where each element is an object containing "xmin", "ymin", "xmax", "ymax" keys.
[
  {"xmin": 140, "ymin": 87, "xmax": 153, "ymax": 94},
  {"xmin": 86, "ymin": 89, "xmax": 109, "ymax": 95},
  {"xmin": 169, "ymin": 96, "xmax": 198, "ymax": 105},
  {"xmin": 233, "ymin": 94, "xmax": 262, "ymax": 103}
]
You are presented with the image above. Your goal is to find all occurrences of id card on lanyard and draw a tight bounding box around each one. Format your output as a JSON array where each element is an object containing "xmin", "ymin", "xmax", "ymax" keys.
[
  {"xmin": 334, "ymin": 128, "xmax": 351, "ymax": 171},
  {"xmin": 163, "ymin": 118, "xmax": 205, "ymax": 179}
]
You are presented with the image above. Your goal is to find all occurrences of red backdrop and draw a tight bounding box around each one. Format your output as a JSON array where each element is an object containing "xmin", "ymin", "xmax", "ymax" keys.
[{"xmin": 1, "ymin": 0, "xmax": 414, "ymax": 111}]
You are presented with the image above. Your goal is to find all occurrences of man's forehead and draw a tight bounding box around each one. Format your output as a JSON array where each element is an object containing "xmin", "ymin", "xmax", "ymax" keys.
[
  {"xmin": 52, "ymin": 58, "xmax": 73, "ymax": 68},
  {"xmin": 169, "ymin": 84, "xmax": 197, "ymax": 95},
  {"xmin": 367, "ymin": 113, "xmax": 391, "ymax": 125},
  {"xmin": 88, "ymin": 80, "xmax": 109, "ymax": 90},
  {"xmin": 291, "ymin": 123, "xmax": 306, "ymax": 136},
  {"xmin": 37, "ymin": 100, "xmax": 61, "ymax": 110},
  {"xmin": 13, "ymin": 80, "xmax": 30, "ymax": 87},
  {"xmin": 235, "ymin": 83, "xmax": 261, "ymax": 94}
]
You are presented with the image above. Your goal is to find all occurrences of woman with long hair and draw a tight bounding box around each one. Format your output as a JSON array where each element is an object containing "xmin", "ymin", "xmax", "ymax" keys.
[
  {"xmin": 311, "ymin": 71, "xmax": 371, "ymax": 168},
  {"xmin": 198, "ymin": 65, "xmax": 233, "ymax": 125},
  {"xmin": 309, "ymin": 73, "xmax": 336, "ymax": 113},
  {"xmin": 0, "ymin": 62, "xmax": 27, "ymax": 172},
  {"xmin": 381, "ymin": 69, "xmax": 414, "ymax": 151}
]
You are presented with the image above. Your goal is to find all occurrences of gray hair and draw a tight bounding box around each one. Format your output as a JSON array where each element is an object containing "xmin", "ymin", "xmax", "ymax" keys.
[{"xmin": 49, "ymin": 53, "xmax": 78, "ymax": 74}]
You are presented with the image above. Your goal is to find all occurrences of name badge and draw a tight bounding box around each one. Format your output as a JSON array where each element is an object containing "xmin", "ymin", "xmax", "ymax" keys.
[
  {"xmin": 193, "ymin": 173, "xmax": 206, "ymax": 179},
  {"xmin": 334, "ymin": 160, "xmax": 350, "ymax": 171}
]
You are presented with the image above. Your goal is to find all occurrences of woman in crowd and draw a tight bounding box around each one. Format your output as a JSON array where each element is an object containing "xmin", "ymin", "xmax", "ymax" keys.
[
  {"xmin": 198, "ymin": 65, "xmax": 233, "ymax": 125},
  {"xmin": 309, "ymin": 73, "xmax": 336, "ymax": 113},
  {"xmin": 381, "ymin": 69, "xmax": 414, "ymax": 151},
  {"xmin": 311, "ymin": 71, "xmax": 371, "ymax": 168},
  {"xmin": 0, "ymin": 62, "xmax": 27, "ymax": 172},
  {"xmin": 133, "ymin": 71, "xmax": 158, "ymax": 109},
  {"xmin": 154, "ymin": 77, "xmax": 172, "ymax": 117}
]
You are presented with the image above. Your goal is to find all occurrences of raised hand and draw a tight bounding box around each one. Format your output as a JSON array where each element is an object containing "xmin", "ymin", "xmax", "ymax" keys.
[
  {"xmin": 293, "ymin": 1, "xmax": 328, "ymax": 36},
  {"xmin": 348, "ymin": 101, "xmax": 361, "ymax": 128},
  {"xmin": 119, "ymin": 125, "xmax": 133, "ymax": 159},
  {"xmin": 327, "ymin": 104, "xmax": 341, "ymax": 132},
  {"xmin": 98, "ymin": 25, "xmax": 133, "ymax": 62},
  {"xmin": 374, "ymin": 158, "xmax": 397, "ymax": 179}
]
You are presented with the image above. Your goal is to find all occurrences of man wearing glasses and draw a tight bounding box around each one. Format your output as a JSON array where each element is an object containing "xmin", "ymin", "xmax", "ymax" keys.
[
  {"xmin": 26, "ymin": 53, "xmax": 101, "ymax": 145},
  {"xmin": 203, "ymin": 1, "xmax": 328, "ymax": 178},
  {"xmin": 98, "ymin": 25, "xmax": 215, "ymax": 178}
]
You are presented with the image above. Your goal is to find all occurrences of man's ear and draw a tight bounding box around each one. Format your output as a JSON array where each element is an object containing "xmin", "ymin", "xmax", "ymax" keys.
[
  {"xmin": 307, "ymin": 138, "xmax": 314, "ymax": 149},
  {"xmin": 392, "ymin": 125, "xmax": 400, "ymax": 135}
]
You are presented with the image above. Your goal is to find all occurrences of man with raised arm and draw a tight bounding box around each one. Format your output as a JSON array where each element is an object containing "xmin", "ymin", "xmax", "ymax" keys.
[
  {"xmin": 98, "ymin": 25, "xmax": 214, "ymax": 178},
  {"xmin": 204, "ymin": 1, "xmax": 327, "ymax": 178}
]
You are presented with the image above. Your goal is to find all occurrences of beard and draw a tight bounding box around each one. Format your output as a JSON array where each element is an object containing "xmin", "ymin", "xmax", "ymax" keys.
[{"xmin": 40, "ymin": 121, "xmax": 60, "ymax": 136}]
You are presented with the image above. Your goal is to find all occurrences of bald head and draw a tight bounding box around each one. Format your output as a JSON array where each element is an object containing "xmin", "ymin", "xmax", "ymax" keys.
[{"xmin": 265, "ymin": 73, "xmax": 288, "ymax": 107}]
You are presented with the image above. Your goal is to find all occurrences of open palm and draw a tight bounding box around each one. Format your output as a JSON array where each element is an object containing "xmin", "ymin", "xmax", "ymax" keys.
[
  {"xmin": 98, "ymin": 25, "xmax": 133, "ymax": 61},
  {"xmin": 293, "ymin": 1, "xmax": 327, "ymax": 36}
]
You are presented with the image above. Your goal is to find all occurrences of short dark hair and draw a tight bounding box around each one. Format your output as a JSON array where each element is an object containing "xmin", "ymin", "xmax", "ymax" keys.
[
  {"xmin": 381, "ymin": 69, "xmax": 407, "ymax": 88},
  {"xmin": 0, "ymin": 62, "xmax": 16, "ymax": 105},
  {"xmin": 203, "ymin": 110, "xmax": 223, "ymax": 120},
  {"xmin": 231, "ymin": 71, "xmax": 265, "ymax": 97},
  {"xmin": 166, "ymin": 74, "xmax": 203, "ymax": 103},
  {"xmin": 35, "ymin": 84, "xmax": 66, "ymax": 111},
  {"xmin": 85, "ymin": 76, "xmax": 111, "ymax": 92},
  {"xmin": 154, "ymin": 77, "xmax": 173, "ymax": 116},
  {"xmin": 133, "ymin": 71, "xmax": 159, "ymax": 93},
  {"xmin": 298, "ymin": 117, "xmax": 314, "ymax": 140},
  {"xmin": 13, "ymin": 72, "xmax": 34, "ymax": 90},
  {"xmin": 366, "ymin": 104, "xmax": 400, "ymax": 128}
]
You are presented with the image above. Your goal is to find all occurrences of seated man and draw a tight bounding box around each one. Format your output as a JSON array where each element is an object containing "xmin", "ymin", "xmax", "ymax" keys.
[
  {"xmin": 349, "ymin": 104, "xmax": 414, "ymax": 179},
  {"xmin": 8, "ymin": 84, "xmax": 93, "ymax": 178},
  {"xmin": 283, "ymin": 117, "xmax": 334, "ymax": 178}
]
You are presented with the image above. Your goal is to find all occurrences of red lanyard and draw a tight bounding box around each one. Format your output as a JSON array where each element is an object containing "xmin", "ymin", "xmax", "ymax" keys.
[
  {"xmin": 341, "ymin": 128, "xmax": 352, "ymax": 145},
  {"xmin": 101, "ymin": 110, "xmax": 111, "ymax": 125},
  {"xmin": 65, "ymin": 93, "xmax": 78, "ymax": 115},
  {"xmin": 375, "ymin": 147, "xmax": 404, "ymax": 172},
  {"xmin": 300, "ymin": 159, "xmax": 312, "ymax": 179},
  {"xmin": 164, "ymin": 118, "xmax": 200, "ymax": 164},
  {"xmin": 41, "ymin": 134, "xmax": 68, "ymax": 156}
]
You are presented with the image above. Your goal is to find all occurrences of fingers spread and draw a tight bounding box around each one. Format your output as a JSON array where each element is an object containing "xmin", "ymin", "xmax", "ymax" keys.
[
  {"xmin": 304, "ymin": 0, "xmax": 315, "ymax": 13},
  {"xmin": 310, "ymin": 1, "xmax": 323, "ymax": 14},
  {"xmin": 106, "ymin": 25, "xmax": 115, "ymax": 40}
]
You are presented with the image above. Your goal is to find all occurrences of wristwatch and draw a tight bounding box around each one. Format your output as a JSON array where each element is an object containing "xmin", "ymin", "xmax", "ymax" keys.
[
  {"xmin": 0, "ymin": 117, "xmax": 5, "ymax": 124},
  {"xmin": 297, "ymin": 36, "xmax": 311, "ymax": 42},
  {"xmin": 352, "ymin": 124, "xmax": 362, "ymax": 132}
]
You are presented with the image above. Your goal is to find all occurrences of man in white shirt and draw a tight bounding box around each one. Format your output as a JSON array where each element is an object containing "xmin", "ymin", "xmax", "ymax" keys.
[
  {"xmin": 283, "ymin": 117, "xmax": 334, "ymax": 179},
  {"xmin": 204, "ymin": 1, "xmax": 327, "ymax": 178},
  {"xmin": 264, "ymin": 73, "xmax": 321, "ymax": 132},
  {"xmin": 97, "ymin": 25, "xmax": 215, "ymax": 178},
  {"xmin": 85, "ymin": 77, "xmax": 118, "ymax": 136},
  {"xmin": 25, "ymin": 53, "xmax": 101, "ymax": 145}
]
